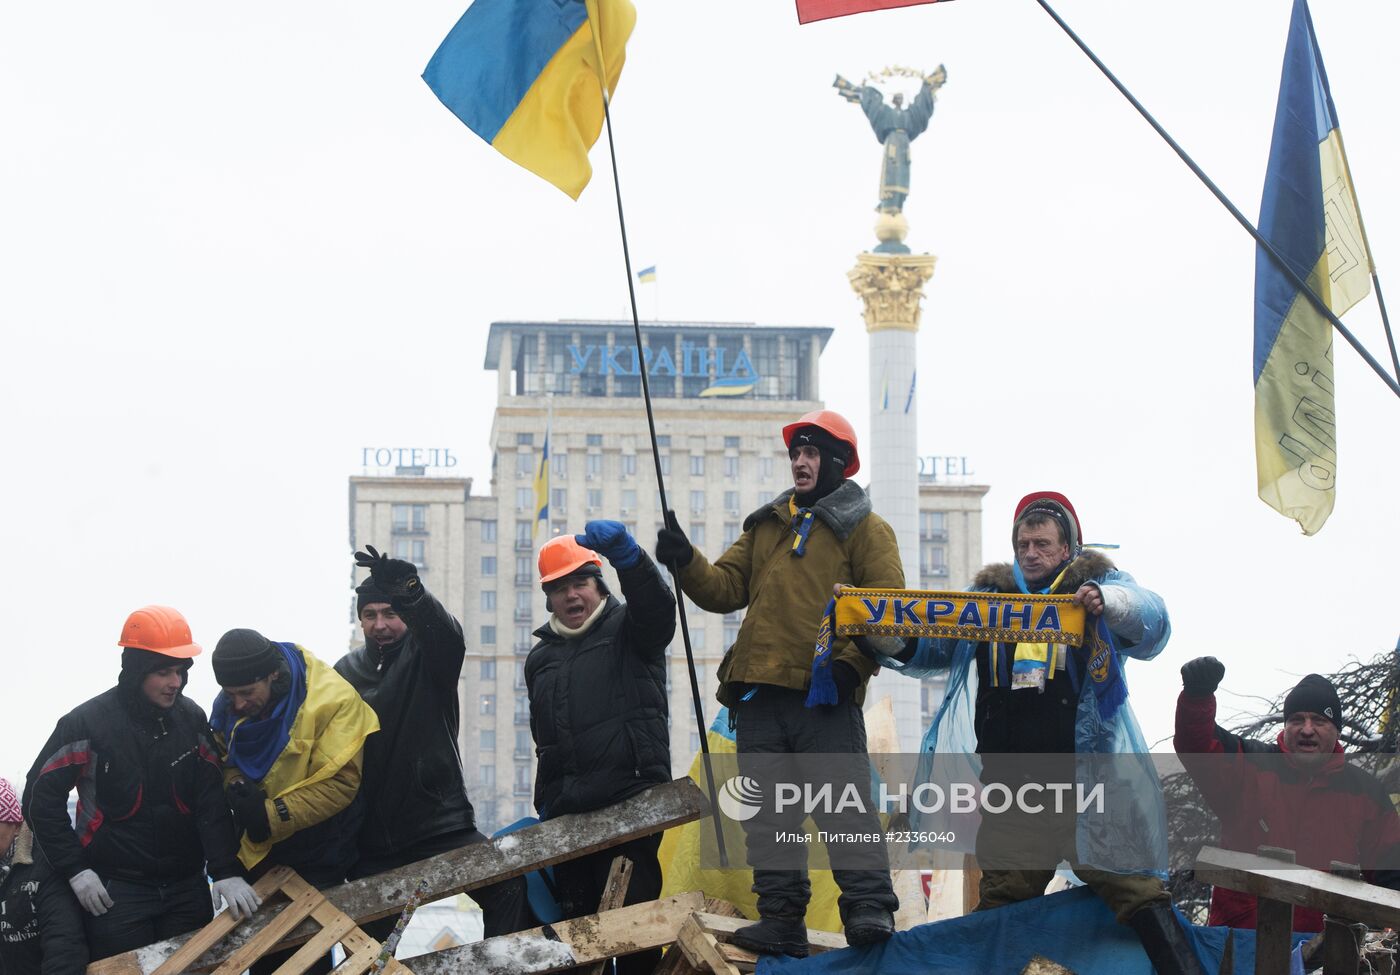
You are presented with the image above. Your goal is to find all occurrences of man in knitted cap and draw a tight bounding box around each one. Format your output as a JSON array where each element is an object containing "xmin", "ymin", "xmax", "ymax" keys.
[
  {"xmin": 526, "ymin": 522, "xmax": 674, "ymax": 975},
  {"xmin": 209, "ymin": 629, "xmax": 379, "ymax": 974},
  {"xmin": 24, "ymin": 606, "xmax": 259, "ymax": 960},
  {"xmin": 334, "ymin": 546, "xmax": 530, "ymax": 946},
  {"xmin": 655, "ymin": 410, "xmax": 903, "ymax": 956},
  {"xmin": 1175, "ymin": 661, "xmax": 1400, "ymax": 931},
  {"xmin": 0, "ymin": 776, "xmax": 86, "ymax": 975},
  {"xmin": 857, "ymin": 492, "xmax": 1198, "ymax": 975}
]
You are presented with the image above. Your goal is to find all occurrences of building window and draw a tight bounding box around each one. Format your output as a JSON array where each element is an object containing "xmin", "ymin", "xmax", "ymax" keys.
[
  {"xmin": 586, "ymin": 453, "xmax": 603, "ymax": 477},
  {"xmin": 920, "ymin": 510, "xmax": 949, "ymax": 541},
  {"xmin": 392, "ymin": 504, "xmax": 427, "ymax": 532},
  {"xmin": 481, "ymin": 519, "xmax": 497, "ymax": 543},
  {"xmin": 515, "ymin": 801, "xmax": 530, "ymax": 820},
  {"xmin": 587, "ymin": 488, "xmax": 603, "ymax": 509},
  {"xmin": 551, "ymin": 488, "xmax": 566, "ymax": 513},
  {"xmin": 724, "ymin": 522, "xmax": 740, "ymax": 547},
  {"xmin": 757, "ymin": 490, "xmax": 770, "ymax": 509},
  {"xmin": 724, "ymin": 490, "xmax": 740, "ymax": 513},
  {"xmin": 724, "ymin": 456, "xmax": 739, "ymax": 479},
  {"xmin": 392, "ymin": 537, "xmax": 426, "ymax": 568},
  {"xmin": 691, "ymin": 523, "xmax": 706, "ymax": 547},
  {"xmin": 480, "ymin": 626, "xmax": 497, "ymax": 646},
  {"xmin": 656, "ymin": 435, "xmax": 671, "ymax": 448},
  {"xmin": 515, "ymin": 555, "xmax": 532, "ymax": 586},
  {"xmin": 621, "ymin": 488, "xmax": 637, "ymax": 512},
  {"xmin": 482, "ymin": 556, "xmax": 497, "ymax": 576},
  {"xmin": 516, "ymin": 432, "xmax": 535, "ymax": 446},
  {"xmin": 659, "ymin": 454, "xmax": 671, "ymax": 476},
  {"xmin": 516, "ymin": 730, "xmax": 532, "ymax": 758},
  {"xmin": 514, "ymin": 661, "xmax": 526, "ymax": 690},
  {"xmin": 480, "ymin": 764, "xmax": 495, "ymax": 788},
  {"xmin": 481, "ymin": 591, "xmax": 496, "ymax": 611},
  {"xmin": 515, "ymin": 695, "xmax": 530, "ymax": 725},
  {"xmin": 514, "ymin": 764, "xmax": 531, "ymax": 793},
  {"xmin": 689, "ymin": 455, "xmax": 705, "ymax": 476},
  {"xmin": 621, "ymin": 454, "xmax": 637, "ymax": 477},
  {"xmin": 515, "ymin": 521, "xmax": 532, "ymax": 549},
  {"xmin": 724, "ymin": 621, "xmax": 740, "ymax": 646},
  {"xmin": 480, "ymin": 729, "xmax": 496, "ymax": 750},
  {"xmin": 516, "ymin": 626, "xmax": 532, "ymax": 653},
  {"xmin": 516, "ymin": 487, "xmax": 533, "ymax": 511},
  {"xmin": 691, "ymin": 628, "xmax": 706, "ymax": 651},
  {"xmin": 586, "ymin": 433, "xmax": 603, "ymax": 447},
  {"xmin": 760, "ymin": 457, "xmax": 774, "ymax": 479},
  {"xmin": 724, "ymin": 436, "xmax": 740, "ymax": 448},
  {"xmin": 515, "ymin": 451, "xmax": 534, "ymax": 476},
  {"xmin": 552, "ymin": 452, "xmax": 568, "ymax": 478},
  {"xmin": 921, "ymin": 543, "xmax": 948, "ymax": 577},
  {"xmin": 690, "ymin": 490, "xmax": 705, "ymax": 513},
  {"xmin": 480, "ymin": 694, "xmax": 496, "ymax": 715},
  {"xmin": 480, "ymin": 659, "xmax": 496, "ymax": 680},
  {"xmin": 690, "ymin": 732, "xmax": 701, "ymax": 753}
]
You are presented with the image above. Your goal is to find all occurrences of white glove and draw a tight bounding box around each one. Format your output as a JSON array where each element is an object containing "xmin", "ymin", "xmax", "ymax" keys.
[
  {"xmin": 69, "ymin": 869, "xmax": 113, "ymax": 916},
  {"xmin": 211, "ymin": 876, "xmax": 262, "ymax": 921}
]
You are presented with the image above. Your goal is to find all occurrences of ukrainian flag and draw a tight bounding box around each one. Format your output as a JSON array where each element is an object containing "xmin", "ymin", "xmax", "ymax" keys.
[
  {"xmin": 532, "ymin": 425, "xmax": 549, "ymax": 540},
  {"xmin": 423, "ymin": 0, "xmax": 636, "ymax": 200},
  {"xmin": 1254, "ymin": 0, "xmax": 1371, "ymax": 535},
  {"xmin": 636, "ymin": 265, "xmax": 656, "ymax": 283}
]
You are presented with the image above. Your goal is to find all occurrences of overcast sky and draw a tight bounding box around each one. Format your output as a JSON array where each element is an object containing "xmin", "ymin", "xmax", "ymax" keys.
[{"xmin": 3, "ymin": 1, "xmax": 1397, "ymax": 782}]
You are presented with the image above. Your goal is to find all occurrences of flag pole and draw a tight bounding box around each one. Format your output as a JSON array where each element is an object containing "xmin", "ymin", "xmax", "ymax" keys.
[
  {"xmin": 1033, "ymin": 0, "xmax": 1400, "ymax": 402},
  {"xmin": 588, "ymin": 5, "xmax": 729, "ymax": 867}
]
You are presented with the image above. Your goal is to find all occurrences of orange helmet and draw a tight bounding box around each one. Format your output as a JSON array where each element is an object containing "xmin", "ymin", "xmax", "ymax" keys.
[
  {"xmin": 118, "ymin": 605, "xmax": 202, "ymax": 658},
  {"xmin": 782, "ymin": 410, "xmax": 860, "ymax": 477},
  {"xmin": 538, "ymin": 535, "xmax": 603, "ymax": 586}
]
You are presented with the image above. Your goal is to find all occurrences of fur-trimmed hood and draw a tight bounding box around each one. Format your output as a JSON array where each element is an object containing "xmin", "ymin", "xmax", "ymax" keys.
[
  {"xmin": 743, "ymin": 480, "xmax": 872, "ymax": 542},
  {"xmin": 973, "ymin": 548, "xmax": 1116, "ymax": 594}
]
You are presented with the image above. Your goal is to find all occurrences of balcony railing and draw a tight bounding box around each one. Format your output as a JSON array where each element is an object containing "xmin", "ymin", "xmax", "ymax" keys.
[{"xmin": 920, "ymin": 529, "xmax": 950, "ymax": 542}]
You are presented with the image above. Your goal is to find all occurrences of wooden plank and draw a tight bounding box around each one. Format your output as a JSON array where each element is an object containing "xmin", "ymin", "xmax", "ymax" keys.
[
  {"xmin": 696, "ymin": 913, "xmax": 848, "ymax": 955},
  {"xmin": 268, "ymin": 913, "xmax": 357, "ymax": 975},
  {"xmin": 717, "ymin": 940, "xmax": 757, "ymax": 973},
  {"xmin": 210, "ymin": 884, "xmax": 324, "ymax": 975},
  {"xmin": 579, "ymin": 856, "xmax": 634, "ymax": 975},
  {"xmin": 1253, "ymin": 897, "xmax": 1293, "ymax": 975},
  {"xmin": 87, "ymin": 779, "xmax": 708, "ymax": 974},
  {"xmin": 406, "ymin": 891, "xmax": 705, "ymax": 975},
  {"xmin": 147, "ymin": 867, "xmax": 297, "ymax": 975},
  {"xmin": 1321, "ymin": 918, "xmax": 1362, "ymax": 975},
  {"xmin": 676, "ymin": 916, "xmax": 740, "ymax": 975},
  {"xmin": 1195, "ymin": 846, "xmax": 1400, "ymax": 930},
  {"xmin": 654, "ymin": 900, "xmax": 745, "ymax": 975}
]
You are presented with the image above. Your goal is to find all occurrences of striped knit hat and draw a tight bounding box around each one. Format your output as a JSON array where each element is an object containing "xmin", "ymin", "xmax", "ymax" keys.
[{"xmin": 0, "ymin": 777, "xmax": 20, "ymax": 824}]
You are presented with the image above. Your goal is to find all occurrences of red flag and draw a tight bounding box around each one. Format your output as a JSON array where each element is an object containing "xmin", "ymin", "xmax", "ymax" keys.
[{"xmin": 795, "ymin": 0, "xmax": 951, "ymax": 24}]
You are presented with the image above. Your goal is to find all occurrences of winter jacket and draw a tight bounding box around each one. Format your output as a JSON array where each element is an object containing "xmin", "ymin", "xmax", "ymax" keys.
[
  {"xmin": 675, "ymin": 480, "xmax": 903, "ymax": 706},
  {"xmin": 334, "ymin": 590, "xmax": 473, "ymax": 859},
  {"xmin": 23, "ymin": 679, "xmax": 240, "ymax": 886},
  {"xmin": 874, "ymin": 550, "xmax": 1172, "ymax": 871},
  {"xmin": 1174, "ymin": 691, "xmax": 1400, "ymax": 932},
  {"xmin": 526, "ymin": 552, "xmax": 675, "ymax": 818},
  {"xmin": 0, "ymin": 826, "xmax": 87, "ymax": 975},
  {"xmin": 211, "ymin": 646, "xmax": 378, "ymax": 877}
]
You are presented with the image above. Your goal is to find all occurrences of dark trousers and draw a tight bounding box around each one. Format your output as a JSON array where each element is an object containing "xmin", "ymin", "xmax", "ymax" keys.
[
  {"xmin": 351, "ymin": 828, "xmax": 533, "ymax": 947},
  {"xmin": 735, "ymin": 688, "xmax": 898, "ymax": 924},
  {"xmin": 553, "ymin": 833, "xmax": 664, "ymax": 975},
  {"xmin": 84, "ymin": 873, "xmax": 213, "ymax": 961}
]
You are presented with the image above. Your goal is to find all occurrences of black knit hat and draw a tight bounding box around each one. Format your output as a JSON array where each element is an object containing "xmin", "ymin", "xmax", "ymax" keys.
[
  {"xmin": 1283, "ymin": 674, "xmax": 1343, "ymax": 726},
  {"xmin": 356, "ymin": 577, "xmax": 393, "ymax": 613},
  {"xmin": 212, "ymin": 629, "xmax": 282, "ymax": 687},
  {"xmin": 788, "ymin": 425, "xmax": 848, "ymax": 504}
]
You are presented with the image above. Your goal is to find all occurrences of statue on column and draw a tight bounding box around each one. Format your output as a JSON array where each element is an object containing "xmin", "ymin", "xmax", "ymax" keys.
[{"xmin": 835, "ymin": 65, "xmax": 946, "ymax": 215}]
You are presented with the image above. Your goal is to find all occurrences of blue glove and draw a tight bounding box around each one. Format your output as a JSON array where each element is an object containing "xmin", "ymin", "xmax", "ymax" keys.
[{"xmin": 577, "ymin": 520, "xmax": 641, "ymax": 570}]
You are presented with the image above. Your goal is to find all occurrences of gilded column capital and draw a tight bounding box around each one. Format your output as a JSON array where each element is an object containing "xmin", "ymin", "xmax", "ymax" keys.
[{"xmin": 848, "ymin": 252, "xmax": 937, "ymax": 333}]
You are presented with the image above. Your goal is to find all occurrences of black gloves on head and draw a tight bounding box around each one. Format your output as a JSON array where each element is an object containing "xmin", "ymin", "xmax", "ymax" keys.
[
  {"xmin": 1180, "ymin": 656, "xmax": 1225, "ymax": 697},
  {"xmin": 655, "ymin": 512, "xmax": 694, "ymax": 569}
]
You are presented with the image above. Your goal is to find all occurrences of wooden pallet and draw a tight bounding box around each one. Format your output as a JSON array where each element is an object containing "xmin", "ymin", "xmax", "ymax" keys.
[{"xmin": 142, "ymin": 866, "xmax": 411, "ymax": 975}]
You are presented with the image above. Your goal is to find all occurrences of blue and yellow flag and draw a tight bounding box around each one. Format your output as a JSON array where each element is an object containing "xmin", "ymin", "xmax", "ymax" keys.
[
  {"xmin": 532, "ymin": 423, "xmax": 550, "ymax": 540},
  {"xmin": 636, "ymin": 265, "xmax": 656, "ymax": 283},
  {"xmin": 1254, "ymin": 0, "xmax": 1372, "ymax": 535},
  {"xmin": 423, "ymin": 0, "xmax": 636, "ymax": 200}
]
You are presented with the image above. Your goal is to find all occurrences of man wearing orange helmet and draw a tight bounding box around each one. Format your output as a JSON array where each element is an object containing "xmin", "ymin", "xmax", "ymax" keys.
[
  {"xmin": 655, "ymin": 409, "xmax": 903, "ymax": 957},
  {"xmin": 23, "ymin": 606, "xmax": 258, "ymax": 961},
  {"xmin": 526, "ymin": 522, "xmax": 674, "ymax": 975}
]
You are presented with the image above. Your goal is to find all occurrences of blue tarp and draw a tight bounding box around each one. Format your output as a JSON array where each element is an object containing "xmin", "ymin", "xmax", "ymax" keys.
[{"xmin": 756, "ymin": 887, "xmax": 1310, "ymax": 975}]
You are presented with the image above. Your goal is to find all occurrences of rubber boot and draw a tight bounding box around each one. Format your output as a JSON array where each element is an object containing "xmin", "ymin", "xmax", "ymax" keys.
[
  {"xmin": 844, "ymin": 903, "xmax": 896, "ymax": 946},
  {"xmin": 730, "ymin": 916, "xmax": 810, "ymax": 959},
  {"xmin": 1126, "ymin": 901, "xmax": 1209, "ymax": 975}
]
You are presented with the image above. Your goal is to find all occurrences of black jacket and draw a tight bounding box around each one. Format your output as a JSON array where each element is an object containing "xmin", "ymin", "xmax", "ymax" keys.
[
  {"xmin": 334, "ymin": 590, "xmax": 473, "ymax": 858},
  {"xmin": 0, "ymin": 827, "xmax": 86, "ymax": 975},
  {"xmin": 526, "ymin": 553, "xmax": 675, "ymax": 818},
  {"xmin": 23, "ymin": 680, "xmax": 239, "ymax": 886}
]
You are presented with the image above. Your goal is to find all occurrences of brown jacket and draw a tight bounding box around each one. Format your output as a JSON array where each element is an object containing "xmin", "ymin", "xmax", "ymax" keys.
[{"xmin": 676, "ymin": 480, "xmax": 904, "ymax": 706}]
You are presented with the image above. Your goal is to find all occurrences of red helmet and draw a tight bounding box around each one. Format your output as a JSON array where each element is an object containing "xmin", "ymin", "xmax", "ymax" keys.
[
  {"xmin": 781, "ymin": 410, "xmax": 860, "ymax": 477},
  {"xmin": 118, "ymin": 605, "xmax": 202, "ymax": 659},
  {"xmin": 1013, "ymin": 491, "xmax": 1082, "ymax": 554}
]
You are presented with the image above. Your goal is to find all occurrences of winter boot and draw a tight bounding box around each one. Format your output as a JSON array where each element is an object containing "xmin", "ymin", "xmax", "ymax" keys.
[
  {"xmin": 844, "ymin": 902, "xmax": 896, "ymax": 946},
  {"xmin": 730, "ymin": 916, "xmax": 810, "ymax": 958},
  {"xmin": 1126, "ymin": 901, "xmax": 1208, "ymax": 975}
]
